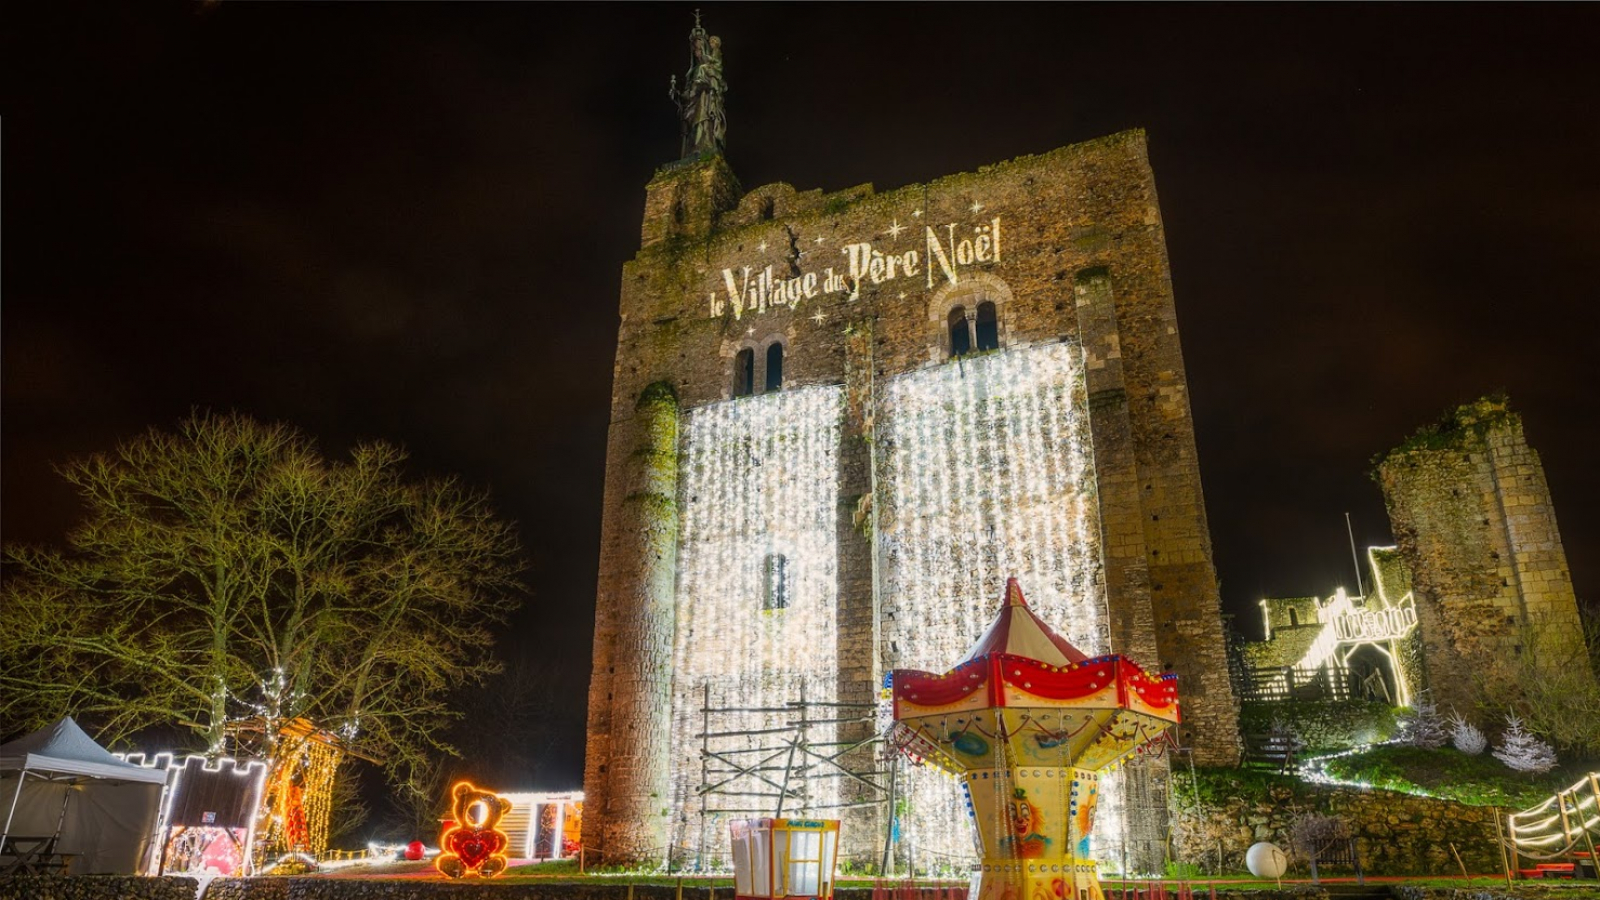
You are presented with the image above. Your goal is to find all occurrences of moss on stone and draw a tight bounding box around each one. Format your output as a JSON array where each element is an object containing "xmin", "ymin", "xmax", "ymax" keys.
[
  {"xmin": 625, "ymin": 491, "xmax": 677, "ymax": 520},
  {"xmin": 1172, "ymin": 765, "xmax": 1305, "ymax": 810},
  {"xmin": 632, "ymin": 445, "xmax": 677, "ymax": 474},
  {"xmin": 1238, "ymin": 700, "xmax": 1399, "ymax": 753},
  {"xmin": 1071, "ymin": 230, "xmax": 1113, "ymax": 252},
  {"xmin": 1373, "ymin": 393, "xmax": 1515, "ymax": 475},
  {"xmin": 636, "ymin": 381, "xmax": 679, "ymax": 413},
  {"xmin": 823, "ymin": 195, "xmax": 856, "ymax": 215}
]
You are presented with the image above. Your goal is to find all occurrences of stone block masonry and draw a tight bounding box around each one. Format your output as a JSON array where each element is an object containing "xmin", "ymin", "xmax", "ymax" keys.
[
  {"xmin": 1375, "ymin": 397, "xmax": 1593, "ymax": 717},
  {"xmin": 585, "ymin": 130, "xmax": 1242, "ymax": 869}
]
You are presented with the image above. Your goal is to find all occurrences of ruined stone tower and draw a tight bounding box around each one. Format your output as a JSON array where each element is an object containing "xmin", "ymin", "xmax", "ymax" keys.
[
  {"xmin": 584, "ymin": 36, "xmax": 1241, "ymax": 867},
  {"xmin": 1375, "ymin": 396, "xmax": 1593, "ymax": 716}
]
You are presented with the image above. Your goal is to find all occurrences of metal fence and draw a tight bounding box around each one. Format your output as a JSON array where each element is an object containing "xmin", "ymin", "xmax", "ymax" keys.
[{"xmin": 1238, "ymin": 665, "xmax": 1354, "ymax": 703}]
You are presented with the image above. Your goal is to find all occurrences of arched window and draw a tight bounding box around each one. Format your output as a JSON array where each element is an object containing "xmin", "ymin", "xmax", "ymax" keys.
[
  {"xmin": 948, "ymin": 306, "xmax": 971, "ymax": 357},
  {"xmin": 763, "ymin": 553, "xmax": 789, "ymax": 610},
  {"xmin": 734, "ymin": 348, "xmax": 755, "ymax": 398},
  {"xmin": 1288, "ymin": 608, "xmax": 1300, "ymax": 628},
  {"xmin": 975, "ymin": 301, "xmax": 999, "ymax": 351},
  {"xmin": 765, "ymin": 342, "xmax": 784, "ymax": 392}
]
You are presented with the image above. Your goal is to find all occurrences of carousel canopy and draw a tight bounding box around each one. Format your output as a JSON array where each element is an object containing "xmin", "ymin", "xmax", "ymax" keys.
[
  {"xmin": 960, "ymin": 578, "xmax": 1089, "ymax": 667},
  {"xmin": 889, "ymin": 579, "xmax": 1178, "ymax": 774}
]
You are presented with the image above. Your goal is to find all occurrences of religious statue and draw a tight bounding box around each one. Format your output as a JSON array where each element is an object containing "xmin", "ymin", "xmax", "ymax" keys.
[{"xmin": 671, "ymin": 11, "xmax": 726, "ymax": 158}]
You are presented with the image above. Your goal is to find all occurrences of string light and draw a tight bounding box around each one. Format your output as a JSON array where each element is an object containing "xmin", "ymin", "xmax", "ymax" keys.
[
  {"xmin": 1295, "ymin": 741, "xmax": 1419, "ymax": 793},
  {"xmin": 667, "ymin": 342, "xmax": 1118, "ymax": 866},
  {"xmin": 260, "ymin": 728, "xmax": 342, "ymax": 863},
  {"xmin": 671, "ymin": 385, "xmax": 845, "ymax": 853},
  {"xmin": 1507, "ymin": 774, "xmax": 1600, "ymax": 849},
  {"xmin": 115, "ymin": 752, "xmax": 270, "ymax": 875},
  {"xmin": 889, "ymin": 581, "xmax": 1178, "ymax": 899},
  {"xmin": 880, "ymin": 343, "xmax": 1106, "ymax": 865},
  {"xmin": 498, "ymin": 791, "xmax": 584, "ymax": 859}
]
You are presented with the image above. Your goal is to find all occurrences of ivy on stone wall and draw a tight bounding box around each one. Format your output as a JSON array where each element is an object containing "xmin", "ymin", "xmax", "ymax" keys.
[
  {"xmin": 1171, "ymin": 766, "xmax": 1502, "ymax": 876},
  {"xmin": 1239, "ymin": 700, "xmax": 1398, "ymax": 754}
]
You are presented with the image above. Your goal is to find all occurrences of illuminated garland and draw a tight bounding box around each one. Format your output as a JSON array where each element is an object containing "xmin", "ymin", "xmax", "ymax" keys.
[
  {"xmin": 670, "ymin": 385, "xmax": 845, "ymax": 855},
  {"xmin": 115, "ymin": 752, "xmax": 270, "ymax": 876},
  {"xmin": 880, "ymin": 343, "xmax": 1107, "ymax": 866},
  {"xmin": 1296, "ymin": 741, "xmax": 1414, "ymax": 793},
  {"xmin": 259, "ymin": 729, "xmax": 341, "ymax": 862}
]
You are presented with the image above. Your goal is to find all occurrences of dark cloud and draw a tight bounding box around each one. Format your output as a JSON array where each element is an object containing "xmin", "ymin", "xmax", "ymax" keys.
[{"xmin": 5, "ymin": 4, "xmax": 1598, "ymax": 786}]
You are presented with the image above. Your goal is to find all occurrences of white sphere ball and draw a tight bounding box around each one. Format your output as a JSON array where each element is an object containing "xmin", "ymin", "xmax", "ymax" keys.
[{"xmin": 1245, "ymin": 842, "xmax": 1288, "ymax": 879}]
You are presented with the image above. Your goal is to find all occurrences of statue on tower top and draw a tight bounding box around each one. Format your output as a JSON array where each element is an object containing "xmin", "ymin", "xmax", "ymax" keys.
[{"xmin": 670, "ymin": 10, "xmax": 726, "ymax": 159}]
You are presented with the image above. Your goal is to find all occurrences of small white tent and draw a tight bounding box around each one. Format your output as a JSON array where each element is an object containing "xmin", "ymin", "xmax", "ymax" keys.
[{"xmin": 0, "ymin": 717, "xmax": 170, "ymax": 874}]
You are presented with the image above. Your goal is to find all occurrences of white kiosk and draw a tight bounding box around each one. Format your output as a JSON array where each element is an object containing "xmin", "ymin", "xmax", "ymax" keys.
[{"xmin": 729, "ymin": 818, "xmax": 839, "ymax": 900}]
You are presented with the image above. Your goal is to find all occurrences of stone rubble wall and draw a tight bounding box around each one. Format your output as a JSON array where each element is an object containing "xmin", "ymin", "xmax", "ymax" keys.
[
  {"xmin": 12, "ymin": 876, "xmax": 1597, "ymax": 900},
  {"xmin": 1173, "ymin": 780, "xmax": 1503, "ymax": 877},
  {"xmin": 0, "ymin": 875, "xmax": 197, "ymax": 900},
  {"xmin": 1395, "ymin": 888, "xmax": 1600, "ymax": 900},
  {"xmin": 1237, "ymin": 701, "xmax": 1399, "ymax": 754}
]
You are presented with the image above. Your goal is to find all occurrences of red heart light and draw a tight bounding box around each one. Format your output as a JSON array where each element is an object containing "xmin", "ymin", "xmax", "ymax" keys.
[{"xmin": 448, "ymin": 827, "xmax": 505, "ymax": 871}]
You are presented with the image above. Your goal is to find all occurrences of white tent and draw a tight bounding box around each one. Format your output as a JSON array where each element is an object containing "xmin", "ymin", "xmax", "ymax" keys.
[{"xmin": 0, "ymin": 717, "xmax": 170, "ymax": 874}]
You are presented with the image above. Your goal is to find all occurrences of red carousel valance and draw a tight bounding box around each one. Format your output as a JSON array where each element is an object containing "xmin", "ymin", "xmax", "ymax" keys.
[{"xmin": 895, "ymin": 653, "xmax": 1177, "ymax": 716}]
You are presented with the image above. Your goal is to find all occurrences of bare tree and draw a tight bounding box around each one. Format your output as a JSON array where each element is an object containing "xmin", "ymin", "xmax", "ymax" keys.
[{"xmin": 1, "ymin": 412, "xmax": 525, "ymax": 806}]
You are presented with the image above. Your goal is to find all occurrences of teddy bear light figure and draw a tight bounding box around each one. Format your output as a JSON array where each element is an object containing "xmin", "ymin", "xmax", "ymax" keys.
[{"xmin": 435, "ymin": 781, "xmax": 513, "ymax": 878}]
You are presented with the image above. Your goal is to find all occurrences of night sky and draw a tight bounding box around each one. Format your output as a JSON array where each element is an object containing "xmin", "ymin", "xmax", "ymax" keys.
[{"xmin": 5, "ymin": 4, "xmax": 1598, "ymax": 789}]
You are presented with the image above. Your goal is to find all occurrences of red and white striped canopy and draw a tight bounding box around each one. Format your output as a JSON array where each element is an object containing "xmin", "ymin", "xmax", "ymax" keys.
[{"xmin": 960, "ymin": 577, "xmax": 1089, "ymax": 667}]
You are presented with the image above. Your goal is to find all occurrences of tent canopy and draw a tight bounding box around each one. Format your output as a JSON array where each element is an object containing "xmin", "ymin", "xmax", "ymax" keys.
[
  {"xmin": 0, "ymin": 718, "xmax": 168, "ymax": 785},
  {"xmin": 1, "ymin": 717, "xmax": 168, "ymax": 875}
]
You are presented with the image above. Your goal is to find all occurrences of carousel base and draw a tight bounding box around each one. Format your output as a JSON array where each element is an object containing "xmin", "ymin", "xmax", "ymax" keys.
[{"xmin": 970, "ymin": 855, "xmax": 1103, "ymax": 900}]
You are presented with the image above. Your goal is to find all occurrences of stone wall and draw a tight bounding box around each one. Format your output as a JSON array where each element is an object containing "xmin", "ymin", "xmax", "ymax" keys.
[
  {"xmin": 0, "ymin": 876, "xmax": 196, "ymax": 900},
  {"xmin": 1396, "ymin": 889, "xmax": 1600, "ymax": 900},
  {"xmin": 587, "ymin": 128, "xmax": 1244, "ymax": 865},
  {"xmin": 1375, "ymin": 397, "xmax": 1593, "ymax": 716},
  {"xmin": 1172, "ymin": 774, "xmax": 1502, "ymax": 876},
  {"xmin": 582, "ymin": 382, "xmax": 682, "ymax": 863}
]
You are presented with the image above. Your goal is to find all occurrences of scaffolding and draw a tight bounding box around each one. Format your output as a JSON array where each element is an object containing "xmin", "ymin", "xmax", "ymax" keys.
[{"xmin": 690, "ymin": 684, "xmax": 889, "ymax": 870}]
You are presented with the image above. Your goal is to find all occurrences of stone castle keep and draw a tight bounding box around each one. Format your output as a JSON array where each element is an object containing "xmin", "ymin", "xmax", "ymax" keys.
[
  {"xmin": 582, "ymin": 124, "xmax": 1244, "ymax": 868},
  {"xmin": 1375, "ymin": 397, "xmax": 1594, "ymax": 715}
]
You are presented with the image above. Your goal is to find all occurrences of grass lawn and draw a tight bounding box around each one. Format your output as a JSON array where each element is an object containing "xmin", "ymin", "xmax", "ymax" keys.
[{"xmin": 1318, "ymin": 745, "xmax": 1595, "ymax": 808}]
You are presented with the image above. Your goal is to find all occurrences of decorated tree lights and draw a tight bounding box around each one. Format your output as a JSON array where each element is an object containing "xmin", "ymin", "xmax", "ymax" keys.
[
  {"xmin": 257, "ymin": 719, "xmax": 343, "ymax": 868},
  {"xmin": 889, "ymin": 579, "xmax": 1179, "ymax": 900}
]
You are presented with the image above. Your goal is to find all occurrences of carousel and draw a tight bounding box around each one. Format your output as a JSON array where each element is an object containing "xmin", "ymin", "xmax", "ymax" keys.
[{"xmin": 888, "ymin": 579, "xmax": 1179, "ymax": 900}]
